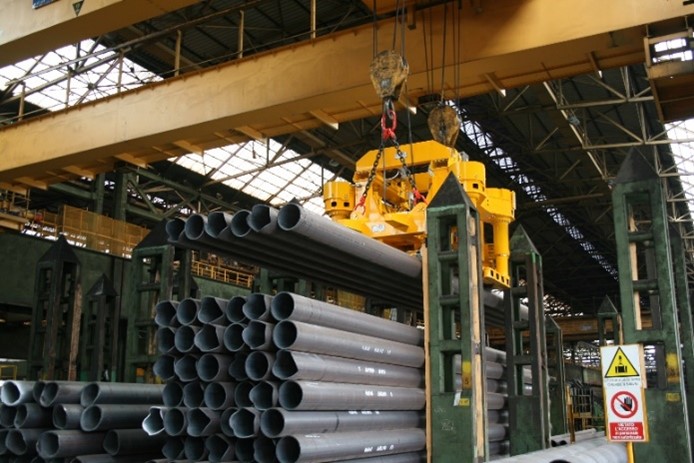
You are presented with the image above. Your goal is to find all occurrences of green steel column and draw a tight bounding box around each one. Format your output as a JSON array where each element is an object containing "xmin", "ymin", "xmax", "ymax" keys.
[
  {"xmin": 611, "ymin": 152, "xmax": 692, "ymax": 460},
  {"xmin": 597, "ymin": 296, "xmax": 621, "ymax": 346},
  {"xmin": 79, "ymin": 274, "xmax": 118, "ymax": 381},
  {"xmin": 669, "ymin": 225, "xmax": 694, "ymax": 448},
  {"xmin": 94, "ymin": 173, "xmax": 106, "ymax": 215},
  {"xmin": 426, "ymin": 174, "xmax": 488, "ymax": 463},
  {"xmin": 113, "ymin": 171, "xmax": 128, "ymax": 222},
  {"xmin": 504, "ymin": 226, "xmax": 550, "ymax": 453},
  {"xmin": 546, "ymin": 316, "xmax": 567, "ymax": 435}
]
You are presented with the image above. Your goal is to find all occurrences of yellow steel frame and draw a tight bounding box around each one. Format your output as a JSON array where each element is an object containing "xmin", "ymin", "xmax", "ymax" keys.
[{"xmin": 324, "ymin": 140, "xmax": 515, "ymax": 287}]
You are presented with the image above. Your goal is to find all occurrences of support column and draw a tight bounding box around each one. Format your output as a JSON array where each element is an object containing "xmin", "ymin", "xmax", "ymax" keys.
[
  {"xmin": 113, "ymin": 171, "xmax": 128, "ymax": 222},
  {"xmin": 504, "ymin": 226, "xmax": 550, "ymax": 454},
  {"xmin": 597, "ymin": 296, "xmax": 621, "ymax": 346},
  {"xmin": 426, "ymin": 174, "xmax": 488, "ymax": 462},
  {"xmin": 611, "ymin": 152, "xmax": 692, "ymax": 460},
  {"xmin": 546, "ymin": 316, "xmax": 567, "ymax": 435},
  {"xmin": 79, "ymin": 274, "xmax": 118, "ymax": 381}
]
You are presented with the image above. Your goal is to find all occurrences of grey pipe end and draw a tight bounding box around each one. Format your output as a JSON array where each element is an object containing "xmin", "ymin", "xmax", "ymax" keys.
[
  {"xmin": 277, "ymin": 381, "xmax": 302, "ymax": 410},
  {"xmin": 37, "ymin": 431, "xmax": 60, "ymax": 459},
  {"xmin": 182, "ymin": 382, "xmax": 205, "ymax": 408},
  {"xmin": 184, "ymin": 436, "xmax": 208, "ymax": 460},
  {"xmin": 205, "ymin": 211, "xmax": 232, "ymax": 238},
  {"xmin": 176, "ymin": 299, "xmax": 200, "ymax": 326},
  {"xmin": 260, "ymin": 408, "xmax": 285, "ymax": 438},
  {"xmin": 165, "ymin": 218, "xmax": 185, "ymax": 241},
  {"xmin": 270, "ymin": 292, "xmax": 295, "ymax": 321},
  {"xmin": 154, "ymin": 300, "xmax": 179, "ymax": 328},
  {"xmin": 153, "ymin": 354, "xmax": 176, "ymax": 382},
  {"xmin": 231, "ymin": 408, "xmax": 260, "ymax": 438},
  {"xmin": 230, "ymin": 210, "xmax": 252, "ymax": 237},
  {"xmin": 245, "ymin": 351, "xmax": 275, "ymax": 381},
  {"xmin": 6, "ymin": 429, "xmax": 29, "ymax": 455},
  {"xmin": 80, "ymin": 405, "xmax": 102, "ymax": 431},
  {"xmin": 226, "ymin": 296, "xmax": 247, "ymax": 323},
  {"xmin": 234, "ymin": 382, "xmax": 254, "ymax": 408},
  {"xmin": 272, "ymin": 320, "xmax": 297, "ymax": 350},
  {"xmin": 277, "ymin": 203, "xmax": 302, "ymax": 231},
  {"xmin": 163, "ymin": 408, "xmax": 187, "ymax": 436},
  {"xmin": 224, "ymin": 323, "xmax": 247, "ymax": 352},
  {"xmin": 163, "ymin": 382, "xmax": 184, "ymax": 407},
  {"xmin": 229, "ymin": 353, "xmax": 249, "ymax": 381},
  {"xmin": 276, "ymin": 435, "xmax": 301, "ymax": 463},
  {"xmin": 199, "ymin": 296, "xmax": 227, "ymax": 324},
  {"xmin": 272, "ymin": 350, "xmax": 298, "ymax": 380},
  {"xmin": 103, "ymin": 429, "xmax": 121, "ymax": 455},
  {"xmin": 162, "ymin": 436, "xmax": 185, "ymax": 460},
  {"xmin": 184, "ymin": 214, "xmax": 207, "ymax": 240}
]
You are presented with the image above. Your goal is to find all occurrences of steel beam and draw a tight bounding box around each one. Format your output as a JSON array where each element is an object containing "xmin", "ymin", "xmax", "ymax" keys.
[
  {"xmin": 0, "ymin": 0, "xmax": 200, "ymax": 67},
  {"xmin": 1, "ymin": 0, "xmax": 691, "ymax": 185}
]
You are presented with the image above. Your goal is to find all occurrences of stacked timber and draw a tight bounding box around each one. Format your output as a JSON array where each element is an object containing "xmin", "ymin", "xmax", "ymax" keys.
[
  {"xmin": 0, "ymin": 379, "xmax": 165, "ymax": 462},
  {"xmin": 148, "ymin": 292, "xmax": 427, "ymax": 463}
]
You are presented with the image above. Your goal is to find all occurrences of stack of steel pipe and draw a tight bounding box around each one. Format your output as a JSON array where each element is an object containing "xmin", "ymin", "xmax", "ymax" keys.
[
  {"xmin": 0, "ymin": 379, "xmax": 164, "ymax": 462},
  {"xmin": 491, "ymin": 436, "xmax": 626, "ymax": 463},
  {"xmin": 165, "ymin": 204, "xmax": 423, "ymax": 309},
  {"xmin": 149, "ymin": 292, "xmax": 428, "ymax": 463}
]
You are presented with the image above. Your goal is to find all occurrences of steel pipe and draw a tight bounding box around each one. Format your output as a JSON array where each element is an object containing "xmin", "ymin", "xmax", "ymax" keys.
[
  {"xmin": 278, "ymin": 381, "xmax": 425, "ymax": 411},
  {"xmin": 162, "ymin": 408, "xmax": 188, "ymax": 437},
  {"xmin": 32, "ymin": 381, "xmax": 45, "ymax": 403},
  {"xmin": 250, "ymin": 381, "xmax": 279, "ymax": 410},
  {"xmin": 156, "ymin": 327, "xmax": 177, "ymax": 355},
  {"xmin": 162, "ymin": 382, "xmax": 184, "ymax": 407},
  {"xmin": 226, "ymin": 296, "xmax": 248, "ymax": 323},
  {"xmin": 80, "ymin": 383, "xmax": 165, "ymax": 407},
  {"xmin": 487, "ymin": 392, "xmax": 507, "ymax": 411},
  {"xmin": 195, "ymin": 323, "xmax": 226, "ymax": 353},
  {"xmin": 219, "ymin": 407, "xmax": 237, "ymax": 437},
  {"xmin": 229, "ymin": 353, "xmax": 249, "ymax": 381},
  {"xmin": 337, "ymin": 452, "xmax": 426, "ymax": 463},
  {"xmin": 142, "ymin": 406, "xmax": 167, "ymax": 436},
  {"xmin": 275, "ymin": 428, "xmax": 426, "ymax": 463},
  {"xmin": 273, "ymin": 350, "xmax": 423, "ymax": 387},
  {"xmin": 80, "ymin": 404, "xmax": 153, "ymax": 432},
  {"xmin": 242, "ymin": 293, "xmax": 274, "ymax": 321},
  {"xmin": 174, "ymin": 325, "xmax": 200, "ymax": 353},
  {"xmin": 274, "ymin": 320, "xmax": 425, "ymax": 368},
  {"xmin": 187, "ymin": 407, "xmax": 221, "ymax": 437},
  {"xmin": 248, "ymin": 203, "xmax": 280, "ymax": 234},
  {"xmin": 242, "ymin": 320, "xmax": 275, "ymax": 351},
  {"xmin": 165, "ymin": 217, "xmax": 185, "ymax": 242},
  {"xmin": 71, "ymin": 454, "xmax": 157, "ymax": 462},
  {"xmin": 0, "ymin": 405, "xmax": 16, "ymax": 428},
  {"xmin": 260, "ymin": 409, "xmax": 422, "ymax": 438},
  {"xmin": 184, "ymin": 435, "xmax": 209, "ymax": 460},
  {"xmin": 173, "ymin": 354, "xmax": 199, "ymax": 382},
  {"xmin": 0, "ymin": 429, "xmax": 7, "ymax": 455},
  {"xmin": 551, "ymin": 429, "xmax": 599, "ymax": 447},
  {"xmin": 40, "ymin": 381, "xmax": 85, "ymax": 407},
  {"xmin": 197, "ymin": 353, "xmax": 233, "ymax": 382},
  {"xmin": 230, "ymin": 408, "xmax": 260, "ymax": 438},
  {"xmin": 224, "ymin": 323, "xmax": 247, "ymax": 352},
  {"xmin": 272, "ymin": 292, "xmax": 422, "ymax": 346},
  {"xmin": 6, "ymin": 428, "xmax": 44, "ymax": 455},
  {"xmin": 204, "ymin": 382, "xmax": 235, "ymax": 410},
  {"xmin": 198, "ymin": 296, "xmax": 230, "ymax": 326},
  {"xmin": 103, "ymin": 429, "xmax": 166, "ymax": 456},
  {"xmin": 176, "ymin": 298, "xmax": 201, "ymax": 326},
  {"xmin": 154, "ymin": 300, "xmax": 180, "ymax": 328},
  {"xmin": 206, "ymin": 211, "xmax": 235, "ymax": 241},
  {"xmin": 153, "ymin": 354, "xmax": 176, "ymax": 382},
  {"xmin": 491, "ymin": 438, "xmax": 624, "ymax": 462},
  {"xmin": 14, "ymin": 404, "xmax": 51, "ymax": 428},
  {"xmin": 277, "ymin": 203, "xmax": 422, "ymax": 278},
  {"xmin": 245, "ymin": 351, "xmax": 276, "ymax": 381},
  {"xmin": 234, "ymin": 382, "xmax": 254, "ymax": 408},
  {"xmin": 1, "ymin": 381, "xmax": 35, "ymax": 406},
  {"xmin": 37, "ymin": 430, "xmax": 107, "ymax": 459},
  {"xmin": 53, "ymin": 404, "xmax": 84, "ymax": 430},
  {"xmin": 161, "ymin": 436, "xmax": 185, "ymax": 460},
  {"xmin": 182, "ymin": 382, "xmax": 205, "ymax": 408},
  {"xmin": 254, "ymin": 434, "xmax": 276, "ymax": 463},
  {"xmin": 205, "ymin": 433, "xmax": 235, "ymax": 462},
  {"xmin": 235, "ymin": 437, "xmax": 255, "ymax": 462}
]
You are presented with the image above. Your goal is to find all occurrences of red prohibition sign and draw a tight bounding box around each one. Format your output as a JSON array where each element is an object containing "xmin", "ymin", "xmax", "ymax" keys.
[{"xmin": 611, "ymin": 390, "xmax": 638, "ymax": 419}]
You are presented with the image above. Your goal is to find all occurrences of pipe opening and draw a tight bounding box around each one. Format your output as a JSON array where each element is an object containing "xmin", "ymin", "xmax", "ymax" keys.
[
  {"xmin": 277, "ymin": 203, "xmax": 302, "ymax": 231},
  {"xmin": 276, "ymin": 436, "xmax": 301, "ymax": 463},
  {"xmin": 184, "ymin": 436, "xmax": 207, "ymax": 460},
  {"xmin": 220, "ymin": 407, "xmax": 237, "ymax": 436},
  {"xmin": 163, "ymin": 382, "xmax": 184, "ymax": 407},
  {"xmin": 187, "ymin": 408, "xmax": 211, "ymax": 437},
  {"xmin": 270, "ymin": 292, "xmax": 295, "ymax": 320},
  {"xmin": 32, "ymin": 381, "xmax": 45, "ymax": 403},
  {"xmin": 6, "ymin": 430, "xmax": 28, "ymax": 454},
  {"xmin": 230, "ymin": 210, "xmax": 252, "ymax": 237},
  {"xmin": 260, "ymin": 408, "xmax": 285, "ymax": 438},
  {"xmin": 154, "ymin": 354, "xmax": 176, "ymax": 382},
  {"xmin": 80, "ymin": 384, "xmax": 100, "ymax": 408},
  {"xmin": 174, "ymin": 325, "xmax": 198, "ymax": 353},
  {"xmin": 184, "ymin": 214, "xmax": 206, "ymax": 240},
  {"xmin": 103, "ymin": 430, "xmax": 120, "ymax": 455},
  {"xmin": 199, "ymin": 297, "xmax": 225, "ymax": 324},
  {"xmin": 0, "ymin": 406, "xmax": 16, "ymax": 428},
  {"xmin": 273, "ymin": 350, "xmax": 299, "ymax": 379},
  {"xmin": 13, "ymin": 405, "xmax": 29, "ymax": 427},
  {"xmin": 197, "ymin": 354, "xmax": 223, "ymax": 382},
  {"xmin": 242, "ymin": 294, "xmax": 270, "ymax": 320},
  {"xmin": 278, "ymin": 381, "xmax": 303, "ymax": 410},
  {"xmin": 157, "ymin": 327, "xmax": 176, "ymax": 354},
  {"xmin": 205, "ymin": 382, "xmax": 235, "ymax": 409},
  {"xmin": 177, "ymin": 299, "xmax": 199, "ymax": 326},
  {"xmin": 206, "ymin": 434, "xmax": 234, "ymax": 461},
  {"xmin": 205, "ymin": 212, "xmax": 230, "ymax": 238},
  {"xmin": 234, "ymin": 382, "xmax": 254, "ymax": 408},
  {"xmin": 41, "ymin": 383, "xmax": 60, "ymax": 407},
  {"xmin": 155, "ymin": 301, "xmax": 178, "ymax": 327},
  {"xmin": 246, "ymin": 351, "xmax": 274, "ymax": 381},
  {"xmin": 165, "ymin": 218, "xmax": 185, "ymax": 241},
  {"xmin": 52, "ymin": 406, "xmax": 68, "ymax": 429},
  {"xmin": 183, "ymin": 382, "xmax": 205, "ymax": 408},
  {"xmin": 224, "ymin": 323, "xmax": 247, "ymax": 352},
  {"xmin": 174, "ymin": 355, "xmax": 198, "ymax": 382},
  {"xmin": 248, "ymin": 204, "xmax": 275, "ymax": 232},
  {"xmin": 243, "ymin": 321, "xmax": 273, "ymax": 350},
  {"xmin": 80, "ymin": 406, "xmax": 102, "ymax": 431},
  {"xmin": 250, "ymin": 382, "xmax": 278, "ymax": 410},
  {"xmin": 229, "ymin": 354, "xmax": 249, "ymax": 381},
  {"xmin": 254, "ymin": 435, "xmax": 276, "ymax": 463},
  {"xmin": 231, "ymin": 408, "xmax": 259, "ymax": 438},
  {"xmin": 0, "ymin": 429, "xmax": 8, "ymax": 454},
  {"xmin": 197, "ymin": 324, "xmax": 222, "ymax": 351},
  {"xmin": 143, "ymin": 407, "xmax": 165, "ymax": 435},
  {"xmin": 235, "ymin": 437, "xmax": 255, "ymax": 462},
  {"xmin": 164, "ymin": 408, "xmax": 187, "ymax": 436},
  {"xmin": 38, "ymin": 432, "xmax": 60, "ymax": 458},
  {"xmin": 273, "ymin": 320, "xmax": 298, "ymax": 349},
  {"xmin": 162, "ymin": 437, "xmax": 184, "ymax": 460},
  {"xmin": 226, "ymin": 297, "xmax": 248, "ymax": 323},
  {"xmin": 1, "ymin": 382, "xmax": 21, "ymax": 406}
]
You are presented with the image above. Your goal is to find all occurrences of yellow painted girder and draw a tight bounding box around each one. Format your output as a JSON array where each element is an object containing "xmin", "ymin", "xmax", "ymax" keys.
[
  {"xmin": 0, "ymin": 0, "xmax": 200, "ymax": 67},
  {"xmin": 0, "ymin": 0, "xmax": 691, "ymax": 185}
]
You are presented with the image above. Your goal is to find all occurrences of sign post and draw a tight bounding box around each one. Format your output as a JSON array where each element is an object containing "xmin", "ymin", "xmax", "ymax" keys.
[{"xmin": 600, "ymin": 344, "xmax": 649, "ymax": 444}]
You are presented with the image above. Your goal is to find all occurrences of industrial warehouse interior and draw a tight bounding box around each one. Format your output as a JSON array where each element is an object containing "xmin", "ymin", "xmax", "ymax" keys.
[{"xmin": 0, "ymin": 0, "xmax": 693, "ymax": 461}]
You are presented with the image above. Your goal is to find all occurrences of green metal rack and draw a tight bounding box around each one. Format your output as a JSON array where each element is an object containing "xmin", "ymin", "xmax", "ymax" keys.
[
  {"xmin": 611, "ymin": 152, "xmax": 693, "ymax": 460},
  {"xmin": 426, "ymin": 174, "xmax": 488, "ymax": 462}
]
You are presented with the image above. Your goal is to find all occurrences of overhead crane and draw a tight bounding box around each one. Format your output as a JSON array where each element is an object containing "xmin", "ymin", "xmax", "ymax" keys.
[{"xmin": 0, "ymin": 0, "xmax": 691, "ymax": 189}]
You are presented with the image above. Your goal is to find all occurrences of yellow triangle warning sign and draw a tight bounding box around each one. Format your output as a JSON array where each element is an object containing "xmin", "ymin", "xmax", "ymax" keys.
[{"xmin": 605, "ymin": 347, "xmax": 640, "ymax": 378}]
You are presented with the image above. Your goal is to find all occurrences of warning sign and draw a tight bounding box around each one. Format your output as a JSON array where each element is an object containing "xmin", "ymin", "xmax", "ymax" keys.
[
  {"xmin": 604, "ymin": 346, "xmax": 640, "ymax": 378},
  {"xmin": 600, "ymin": 344, "xmax": 649, "ymax": 443}
]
